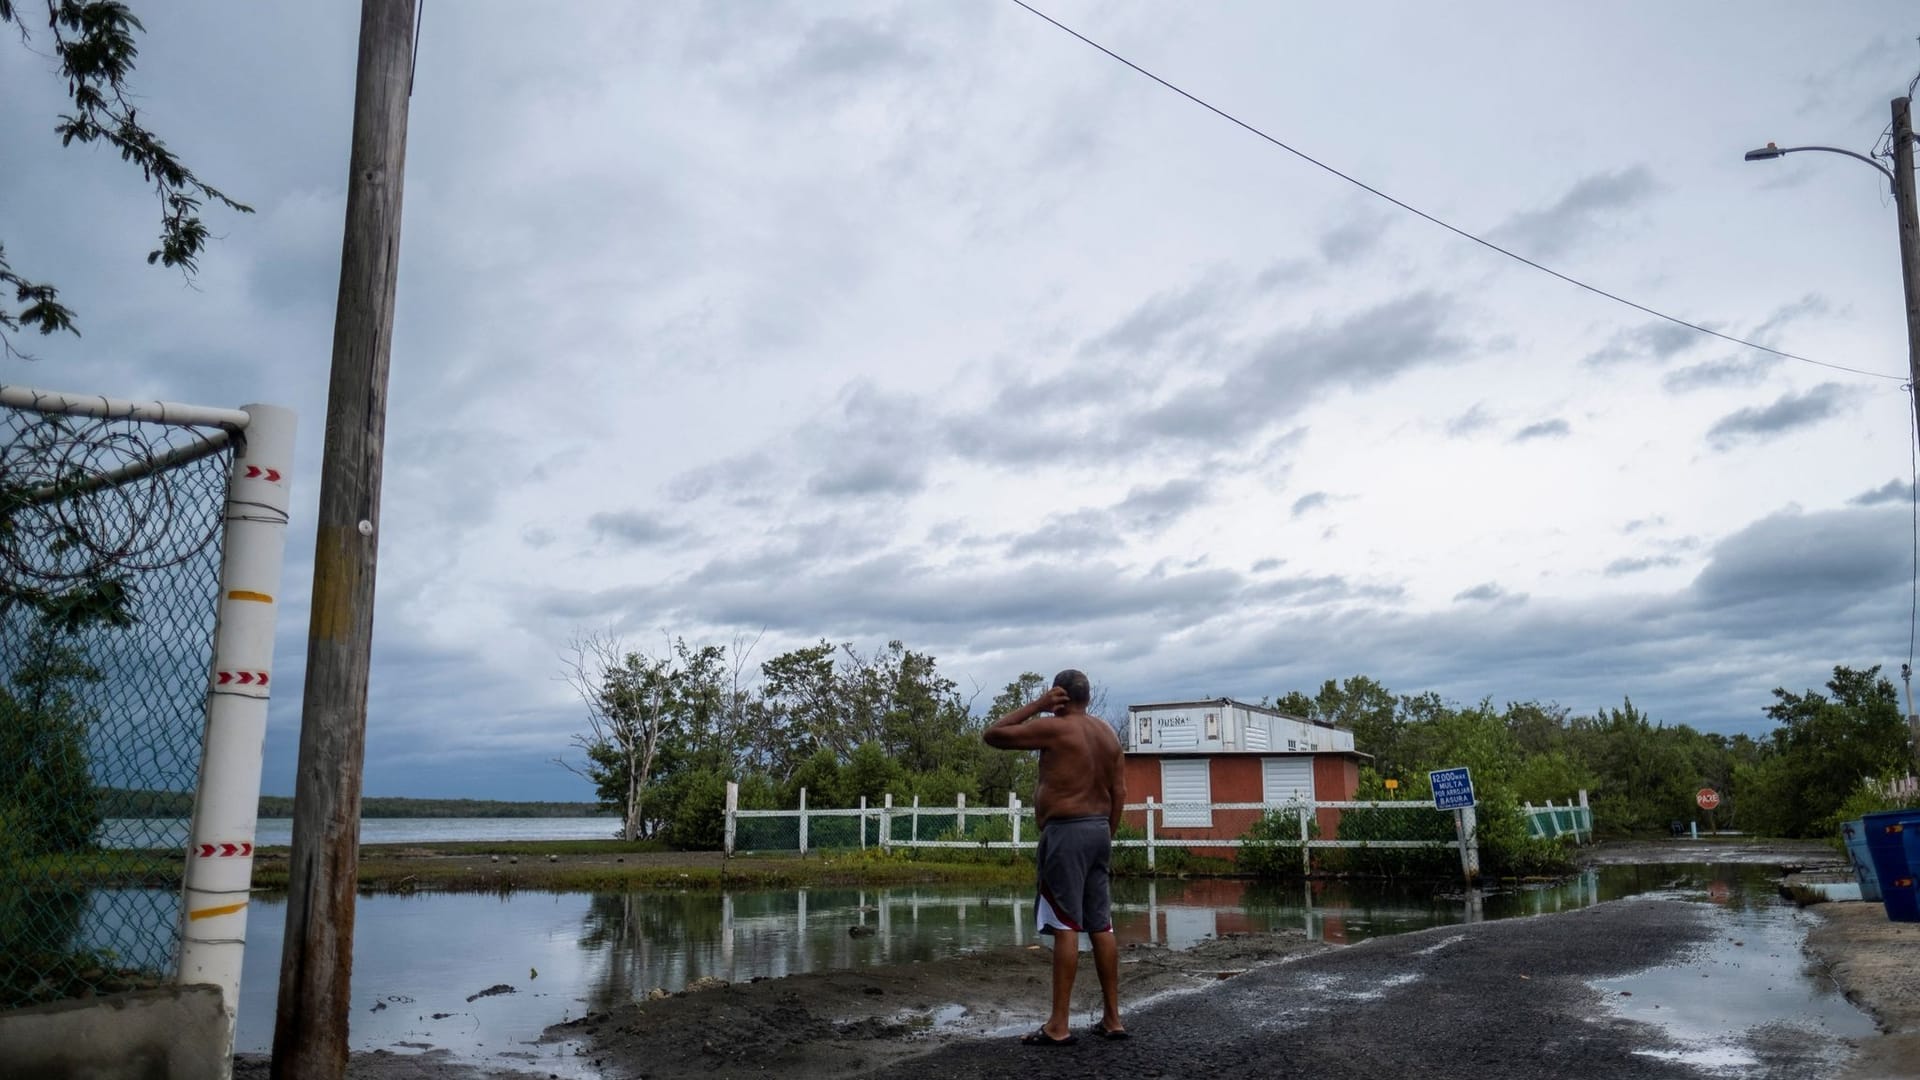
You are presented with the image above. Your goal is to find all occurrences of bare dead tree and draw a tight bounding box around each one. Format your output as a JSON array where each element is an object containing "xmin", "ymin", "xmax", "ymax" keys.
[
  {"xmin": 727, "ymin": 626, "xmax": 765, "ymax": 735},
  {"xmin": 556, "ymin": 629, "xmax": 675, "ymax": 842}
]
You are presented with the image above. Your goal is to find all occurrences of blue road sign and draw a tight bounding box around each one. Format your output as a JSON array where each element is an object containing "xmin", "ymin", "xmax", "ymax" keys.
[{"xmin": 1430, "ymin": 767, "xmax": 1475, "ymax": 810}]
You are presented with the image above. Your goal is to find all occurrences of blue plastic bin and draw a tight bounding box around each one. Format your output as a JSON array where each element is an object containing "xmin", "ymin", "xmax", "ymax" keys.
[
  {"xmin": 1843, "ymin": 819, "xmax": 1883, "ymax": 902},
  {"xmin": 1902, "ymin": 826, "xmax": 1920, "ymax": 919},
  {"xmin": 1861, "ymin": 809, "xmax": 1920, "ymax": 922}
]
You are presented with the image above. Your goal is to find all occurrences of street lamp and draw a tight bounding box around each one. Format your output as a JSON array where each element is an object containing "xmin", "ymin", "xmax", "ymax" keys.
[
  {"xmin": 1741, "ymin": 141, "xmax": 1897, "ymax": 190},
  {"xmin": 1745, "ymin": 98, "xmax": 1920, "ymax": 772}
]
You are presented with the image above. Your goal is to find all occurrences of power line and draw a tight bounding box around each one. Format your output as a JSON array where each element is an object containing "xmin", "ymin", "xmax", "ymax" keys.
[{"xmin": 1008, "ymin": 0, "xmax": 1908, "ymax": 385}]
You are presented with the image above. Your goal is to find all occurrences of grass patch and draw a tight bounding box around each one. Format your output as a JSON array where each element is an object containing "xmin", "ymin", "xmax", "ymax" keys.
[
  {"xmin": 240, "ymin": 845, "xmax": 1035, "ymax": 894},
  {"xmin": 353, "ymin": 838, "xmax": 672, "ymax": 858},
  {"xmin": 14, "ymin": 850, "xmax": 183, "ymax": 888}
]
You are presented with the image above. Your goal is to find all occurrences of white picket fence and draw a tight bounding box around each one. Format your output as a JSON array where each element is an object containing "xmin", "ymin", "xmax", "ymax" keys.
[
  {"xmin": 1522, "ymin": 792, "xmax": 1594, "ymax": 844},
  {"xmin": 723, "ymin": 784, "xmax": 1480, "ymax": 878},
  {"xmin": 1870, "ymin": 774, "xmax": 1920, "ymax": 800}
]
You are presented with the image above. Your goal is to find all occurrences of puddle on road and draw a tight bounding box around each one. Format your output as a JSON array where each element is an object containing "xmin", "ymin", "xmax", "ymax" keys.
[{"xmin": 1592, "ymin": 866, "xmax": 1876, "ymax": 1075}]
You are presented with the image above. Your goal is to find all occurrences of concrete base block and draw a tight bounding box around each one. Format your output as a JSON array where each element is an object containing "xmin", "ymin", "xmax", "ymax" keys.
[{"xmin": 0, "ymin": 985, "xmax": 228, "ymax": 1080}]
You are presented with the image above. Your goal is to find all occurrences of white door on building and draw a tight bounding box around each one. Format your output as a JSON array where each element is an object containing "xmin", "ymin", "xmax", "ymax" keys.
[
  {"xmin": 1262, "ymin": 757, "xmax": 1315, "ymax": 806},
  {"xmin": 1160, "ymin": 759, "xmax": 1212, "ymax": 827}
]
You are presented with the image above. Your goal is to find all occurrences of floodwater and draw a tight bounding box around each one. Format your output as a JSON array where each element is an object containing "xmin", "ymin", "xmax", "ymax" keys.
[
  {"xmin": 70, "ymin": 863, "xmax": 1868, "ymax": 1073},
  {"xmin": 1594, "ymin": 866, "xmax": 1877, "ymax": 1074}
]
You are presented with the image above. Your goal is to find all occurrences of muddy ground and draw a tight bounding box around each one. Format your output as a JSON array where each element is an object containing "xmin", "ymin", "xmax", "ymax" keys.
[
  {"xmin": 232, "ymin": 930, "xmax": 1321, "ymax": 1079},
  {"xmin": 233, "ymin": 837, "xmax": 1914, "ymax": 1079},
  {"xmin": 1806, "ymin": 902, "xmax": 1920, "ymax": 1080},
  {"xmin": 543, "ymin": 930, "xmax": 1321, "ymax": 1078}
]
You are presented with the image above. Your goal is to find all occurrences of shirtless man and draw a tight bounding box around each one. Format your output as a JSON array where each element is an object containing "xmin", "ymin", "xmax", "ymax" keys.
[{"xmin": 983, "ymin": 668, "xmax": 1128, "ymax": 1046}]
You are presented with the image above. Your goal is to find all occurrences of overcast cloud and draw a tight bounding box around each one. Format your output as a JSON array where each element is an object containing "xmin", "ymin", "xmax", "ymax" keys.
[
  {"xmin": 4, "ymin": 2, "xmax": 1917, "ymax": 799},
  {"xmin": 1706, "ymin": 383, "xmax": 1855, "ymax": 449}
]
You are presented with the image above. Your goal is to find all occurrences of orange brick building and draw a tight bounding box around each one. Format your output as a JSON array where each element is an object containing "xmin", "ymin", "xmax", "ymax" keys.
[{"xmin": 1121, "ymin": 697, "xmax": 1365, "ymax": 852}]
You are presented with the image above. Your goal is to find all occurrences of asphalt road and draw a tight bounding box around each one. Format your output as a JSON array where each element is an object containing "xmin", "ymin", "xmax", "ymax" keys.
[{"xmin": 873, "ymin": 898, "xmax": 1846, "ymax": 1080}]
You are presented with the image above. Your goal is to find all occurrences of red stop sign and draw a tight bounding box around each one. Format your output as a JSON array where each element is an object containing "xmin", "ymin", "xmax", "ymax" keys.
[{"xmin": 1696, "ymin": 788, "xmax": 1721, "ymax": 810}]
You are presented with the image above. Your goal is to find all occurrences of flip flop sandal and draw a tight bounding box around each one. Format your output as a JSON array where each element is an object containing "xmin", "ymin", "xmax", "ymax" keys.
[
  {"xmin": 1020, "ymin": 1028, "xmax": 1079, "ymax": 1046},
  {"xmin": 1089, "ymin": 1022, "xmax": 1131, "ymax": 1040}
]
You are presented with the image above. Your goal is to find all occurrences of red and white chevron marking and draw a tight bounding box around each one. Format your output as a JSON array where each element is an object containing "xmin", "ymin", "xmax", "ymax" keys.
[
  {"xmin": 242, "ymin": 465, "xmax": 285, "ymax": 482},
  {"xmin": 195, "ymin": 842, "xmax": 254, "ymax": 858},
  {"xmin": 214, "ymin": 670, "xmax": 270, "ymax": 687}
]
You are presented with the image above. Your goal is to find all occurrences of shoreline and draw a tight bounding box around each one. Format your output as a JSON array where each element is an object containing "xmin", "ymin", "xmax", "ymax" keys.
[{"xmin": 48, "ymin": 834, "xmax": 1847, "ymax": 894}]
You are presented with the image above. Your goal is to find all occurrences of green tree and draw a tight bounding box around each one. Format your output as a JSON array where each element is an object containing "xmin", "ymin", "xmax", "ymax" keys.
[
  {"xmin": 976, "ymin": 673, "xmax": 1044, "ymax": 807},
  {"xmin": 1312, "ymin": 676, "xmax": 1398, "ymax": 770},
  {"xmin": 908, "ymin": 766, "xmax": 978, "ymax": 807},
  {"xmin": 787, "ymin": 747, "xmax": 845, "ymax": 808},
  {"xmin": 1271, "ymin": 690, "xmax": 1316, "ymax": 718},
  {"xmin": 758, "ymin": 641, "xmax": 843, "ymax": 772},
  {"xmin": 1, "ymin": 1, "xmax": 251, "ymax": 357},
  {"xmin": 1504, "ymin": 701, "xmax": 1570, "ymax": 757},
  {"xmin": 867, "ymin": 642, "xmax": 974, "ymax": 775},
  {"xmin": 0, "ymin": 625, "xmax": 104, "ymax": 854},
  {"xmin": 1561, "ymin": 699, "xmax": 1706, "ymax": 833},
  {"xmin": 1735, "ymin": 666, "xmax": 1909, "ymax": 837},
  {"xmin": 841, "ymin": 740, "xmax": 907, "ymax": 805},
  {"xmin": 560, "ymin": 633, "xmax": 720, "ymax": 841}
]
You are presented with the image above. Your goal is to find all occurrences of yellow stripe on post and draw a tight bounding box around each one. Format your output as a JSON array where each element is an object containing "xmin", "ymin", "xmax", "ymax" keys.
[
  {"xmin": 188, "ymin": 900, "xmax": 249, "ymax": 921},
  {"xmin": 227, "ymin": 589, "xmax": 274, "ymax": 603}
]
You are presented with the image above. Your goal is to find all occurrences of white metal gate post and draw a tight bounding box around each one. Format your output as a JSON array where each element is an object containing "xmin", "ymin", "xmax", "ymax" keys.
[
  {"xmin": 912, "ymin": 795, "xmax": 920, "ymax": 846},
  {"xmin": 1298, "ymin": 804, "xmax": 1312, "ymax": 877},
  {"xmin": 881, "ymin": 793, "xmax": 892, "ymax": 853},
  {"xmin": 798, "ymin": 787, "xmax": 809, "ymax": 856},
  {"xmin": 956, "ymin": 792, "xmax": 966, "ymax": 838},
  {"xmin": 1578, "ymin": 789, "xmax": 1591, "ymax": 842},
  {"xmin": 177, "ymin": 404, "xmax": 296, "ymax": 1054},
  {"xmin": 860, "ymin": 795, "xmax": 868, "ymax": 850},
  {"xmin": 1458, "ymin": 805, "xmax": 1480, "ymax": 884},
  {"xmin": 1008, "ymin": 791, "xmax": 1018, "ymax": 850},
  {"xmin": 1145, "ymin": 797, "xmax": 1156, "ymax": 870},
  {"xmin": 724, "ymin": 781, "xmax": 738, "ymax": 857}
]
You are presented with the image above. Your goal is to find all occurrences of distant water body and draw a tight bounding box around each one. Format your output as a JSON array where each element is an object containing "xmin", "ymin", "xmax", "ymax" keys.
[{"xmin": 99, "ymin": 816, "xmax": 620, "ymax": 850}]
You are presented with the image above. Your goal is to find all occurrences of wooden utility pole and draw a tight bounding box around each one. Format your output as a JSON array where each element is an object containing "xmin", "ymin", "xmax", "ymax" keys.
[
  {"xmin": 271, "ymin": 2, "xmax": 416, "ymax": 1076},
  {"xmin": 1894, "ymin": 97, "xmax": 1920, "ymax": 775},
  {"xmin": 1894, "ymin": 96, "xmax": 1920, "ymax": 486}
]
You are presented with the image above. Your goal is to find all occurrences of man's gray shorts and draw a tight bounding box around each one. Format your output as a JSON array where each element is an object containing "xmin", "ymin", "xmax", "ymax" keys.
[{"xmin": 1034, "ymin": 815, "xmax": 1112, "ymax": 935}]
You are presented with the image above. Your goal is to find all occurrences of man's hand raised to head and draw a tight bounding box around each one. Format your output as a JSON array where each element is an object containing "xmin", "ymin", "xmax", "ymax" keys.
[{"xmin": 985, "ymin": 686, "xmax": 1072, "ymax": 749}]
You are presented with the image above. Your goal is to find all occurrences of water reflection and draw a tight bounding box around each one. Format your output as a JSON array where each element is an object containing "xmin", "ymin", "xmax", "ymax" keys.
[{"xmin": 564, "ymin": 869, "xmax": 1639, "ymax": 1013}]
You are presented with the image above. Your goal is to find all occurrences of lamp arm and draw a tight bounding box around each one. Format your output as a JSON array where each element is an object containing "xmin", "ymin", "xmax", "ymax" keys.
[{"xmin": 1771, "ymin": 144, "xmax": 1899, "ymax": 190}]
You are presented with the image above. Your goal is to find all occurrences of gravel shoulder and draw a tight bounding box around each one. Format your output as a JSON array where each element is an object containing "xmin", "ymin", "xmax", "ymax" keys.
[{"xmin": 1806, "ymin": 901, "xmax": 1920, "ymax": 1080}]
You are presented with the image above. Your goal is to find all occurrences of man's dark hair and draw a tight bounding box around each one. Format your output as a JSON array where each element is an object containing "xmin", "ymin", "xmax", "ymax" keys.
[{"xmin": 1052, "ymin": 669, "xmax": 1091, "ymax": 706}]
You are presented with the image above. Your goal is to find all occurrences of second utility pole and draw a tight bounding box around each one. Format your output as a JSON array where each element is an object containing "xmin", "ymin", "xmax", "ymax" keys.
[{"xmin": 271, "ymin": 1, "xmax": 416, "ymax": 1077}]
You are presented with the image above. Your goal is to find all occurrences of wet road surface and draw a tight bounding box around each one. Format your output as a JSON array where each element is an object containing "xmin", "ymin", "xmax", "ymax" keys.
[{"xmin": 881, "ymin": 896, "xmax": 1870, "ymax": 1080}]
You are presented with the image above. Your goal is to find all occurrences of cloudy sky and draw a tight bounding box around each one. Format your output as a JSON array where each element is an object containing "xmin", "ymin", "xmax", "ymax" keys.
[{"xmin": 4, "ymin": 2, "xmax": 1919, "ymax": 800}]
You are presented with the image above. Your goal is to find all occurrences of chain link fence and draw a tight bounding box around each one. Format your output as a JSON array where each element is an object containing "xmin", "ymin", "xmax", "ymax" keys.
[
  {"xmin": 732, "ymin": 796, "xmax": 1042, "ymax": 857},
  {"xmin": 1, "ymin": 395, "xmax": 233, "ymax": 1008},
  {"xmin": 727, "ymin": 790, "xmax": 1478, "ymax": 879}
]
